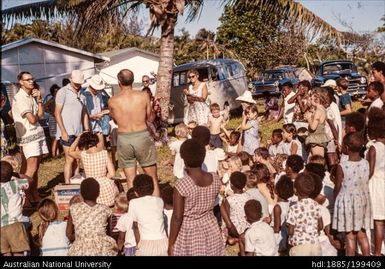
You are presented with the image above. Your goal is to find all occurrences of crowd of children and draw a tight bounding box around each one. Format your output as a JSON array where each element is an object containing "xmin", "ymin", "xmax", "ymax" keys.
[{"xmin": 1, "ymin": 63, "xmax": 385, "ymax": 256}]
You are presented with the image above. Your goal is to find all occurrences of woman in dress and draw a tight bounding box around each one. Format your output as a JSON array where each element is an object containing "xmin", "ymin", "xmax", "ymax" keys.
[
  {"xmin": 168, "ymin": 139, "xmax": 224, "ymax": 256},
  {"xmin": 183, "ymin": 69, "xmax": 210, "ymax": 126}
]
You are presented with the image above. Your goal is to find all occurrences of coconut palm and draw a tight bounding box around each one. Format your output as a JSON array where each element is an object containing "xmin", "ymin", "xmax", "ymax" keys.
[{"xmin": 2, "ymin": 0, "xmax": 341, "ymax": 121}]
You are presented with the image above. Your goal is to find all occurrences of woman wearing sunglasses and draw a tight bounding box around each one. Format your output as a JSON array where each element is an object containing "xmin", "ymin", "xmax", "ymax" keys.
[{"xmin": 183, "ymin": 69, "xmax": 210, "ymax": 126}]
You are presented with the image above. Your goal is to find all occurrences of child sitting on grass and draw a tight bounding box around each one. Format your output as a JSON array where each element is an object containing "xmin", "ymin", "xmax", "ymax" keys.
[{"xmin": 38, "ymin": 198, "xmax": 69, "ymax": 256}]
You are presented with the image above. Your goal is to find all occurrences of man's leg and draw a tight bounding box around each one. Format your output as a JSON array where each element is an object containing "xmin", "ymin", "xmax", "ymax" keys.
[
  {"xmin": 123, "ymin": 166, "xmax": 137, "ymax": 190},
  {"xmin": 23, "ymin": 156, "xmax": 40, "ymax": 204},
  {"xmin": 63, "ymin": 146, "xmax": 75, "ymax": 183},
  {"xmin": 142, "ymin": 165, "xmax": 160, "ymax": 197}
]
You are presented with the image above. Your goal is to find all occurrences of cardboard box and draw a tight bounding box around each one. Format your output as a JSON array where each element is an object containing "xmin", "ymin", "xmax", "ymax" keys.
[{"xmin": 54, "ymin": 184, "xmax": 81, "ymax": 211}]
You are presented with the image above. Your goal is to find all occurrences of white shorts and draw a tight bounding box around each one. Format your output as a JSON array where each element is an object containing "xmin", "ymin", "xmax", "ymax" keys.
[{"xmin": 21, "ymin": 139, "xmax": 48, "ymax": 159}]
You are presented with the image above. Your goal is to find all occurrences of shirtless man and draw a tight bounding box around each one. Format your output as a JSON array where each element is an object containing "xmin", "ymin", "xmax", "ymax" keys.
[{"xmin": 108, "ymin": 69, "xmax": 159, "ymax": 196}]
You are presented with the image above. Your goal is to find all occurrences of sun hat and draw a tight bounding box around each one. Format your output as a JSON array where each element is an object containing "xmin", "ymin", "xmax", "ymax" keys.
[
  {"xmin": 87, "ymin": 74, "xmax": 105, "ymax": 90},
  {"xmin": 321, "ymin": 79, "xmax": 337, "ymax": 88},
  {"xmin": 71, "ymin": 70, "xmax": 85, "ymax": 84},
  {"xmin": 235, "ymin": 90, "xmax": 256, "ymax": 104}
]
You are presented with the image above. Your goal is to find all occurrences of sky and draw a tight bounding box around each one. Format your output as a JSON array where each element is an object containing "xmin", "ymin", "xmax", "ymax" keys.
[{"xmin": 2, "ymin": 0, "xmax": 385, "ymax": 37}]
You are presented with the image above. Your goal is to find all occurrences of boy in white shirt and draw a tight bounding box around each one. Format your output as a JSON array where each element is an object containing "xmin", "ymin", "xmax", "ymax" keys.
[
  {"xmin": 243, "ymin": 199, "xmax": 278, "ymax": 256},
  {"xmin": 116, "ymin": 188, "xmax": 137, "ymax": 256}
]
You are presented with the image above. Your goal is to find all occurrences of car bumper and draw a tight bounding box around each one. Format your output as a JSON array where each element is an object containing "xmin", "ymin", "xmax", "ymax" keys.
[{"xmin": 347, "ymin": 85, "xmax": 367, "ymax": 97}]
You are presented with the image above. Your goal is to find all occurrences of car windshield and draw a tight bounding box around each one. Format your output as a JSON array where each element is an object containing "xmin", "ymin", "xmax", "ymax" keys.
[
  {"xmin": 322, "ymin": 63, "xmax": 356, "ymax": 75},
  {"xmin": 262, "ymin": 71, "xmax": 284, "ymax": 81}
]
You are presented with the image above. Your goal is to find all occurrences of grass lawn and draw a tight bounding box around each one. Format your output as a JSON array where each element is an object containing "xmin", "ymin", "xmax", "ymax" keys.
[{"xmin": 25, "ymin": 100, "xmax": 363, "ymax": 255}]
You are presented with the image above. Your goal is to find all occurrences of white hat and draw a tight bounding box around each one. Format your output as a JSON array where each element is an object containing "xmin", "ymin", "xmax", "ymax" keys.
[
  {"xmin": 87, "ymin": 74, "xmax": 105, "ymax": 90},
  {"xmin": 235, "ymin": 90, "xmax": 256, "ymax": 104},
  {"xmin": 71, "ymin": 70, "xmax": 85, "ymax": 84},
  {"xmin": 321, "ymin": 79, "xmax": 337, "ymax": 88}
]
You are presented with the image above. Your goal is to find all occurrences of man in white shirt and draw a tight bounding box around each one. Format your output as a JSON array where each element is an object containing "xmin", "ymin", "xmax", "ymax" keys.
[
  {"xmin": 274, "ymin": 82, "xmax": 296, "ymax": 124},
  {"xmin": 367, "ymin": 81, "xmax": 384, "ymax": 111},
  {"xmin": 12, "ymin": 71, "xmax": 48, "ymax": 206}
]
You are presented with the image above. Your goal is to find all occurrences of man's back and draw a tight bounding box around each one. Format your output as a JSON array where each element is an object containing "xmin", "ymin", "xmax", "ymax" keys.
[{"xmin": 109, "ymin": 89, "xmax": 150, "ymax": 133}]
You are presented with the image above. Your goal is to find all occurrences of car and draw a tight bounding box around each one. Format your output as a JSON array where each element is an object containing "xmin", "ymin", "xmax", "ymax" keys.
[
  {"xmin": 312, "ymin": 60, "xmax": 367, "ymax": 98},
  {"xmin": 250, "ymin": 66, "xmax": 300, "ymax": 97}
]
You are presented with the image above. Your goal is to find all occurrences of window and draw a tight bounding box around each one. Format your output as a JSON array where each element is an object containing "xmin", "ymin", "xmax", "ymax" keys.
[
  {"xmin": 180, "ymin": 72, "xmax": 187, "ymax": 85},
  {"xmin": 173, "ymin": 73, "xmax": 180, "ymax": 87}
]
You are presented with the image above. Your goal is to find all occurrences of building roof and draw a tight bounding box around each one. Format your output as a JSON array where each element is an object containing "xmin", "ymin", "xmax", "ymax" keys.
[
  {"xmin": 1, "ymin": 37, "xmax": 110, "ymax": 62},
  {"xmin": 100, "ymin": 47, "xmax": 159, "ymax": 65}
]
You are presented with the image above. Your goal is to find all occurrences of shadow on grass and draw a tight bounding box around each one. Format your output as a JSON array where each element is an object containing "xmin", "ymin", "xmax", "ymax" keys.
[{"xmin": 38, "ymin": 172, "xmax": 65, "ymax": 193}]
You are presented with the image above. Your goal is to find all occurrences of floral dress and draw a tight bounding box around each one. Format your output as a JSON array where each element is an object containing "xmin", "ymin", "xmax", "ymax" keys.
[
  {"xmin": 68, "ymin": 202, "xmax": 117, "ymax": 256},
  {"xmin": 332, "ymin": 159, "xmax": 372, "ymax": 232},
  {"xmin": 184, "ymin": 82, "xmax": 210, "ymax": 126},
  {"xmin": 243, "ymin": 119, "xmax": 259, "ymax": 156}
]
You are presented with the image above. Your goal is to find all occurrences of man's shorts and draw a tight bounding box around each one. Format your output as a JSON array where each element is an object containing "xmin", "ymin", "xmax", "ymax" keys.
[
  {"xmin": 1, "ymin": 222, "xmax": 30, "ymax": 254},
  {"xmin": 117, "ymin": 129, "xmax": 157, "ymax": 168},
  {"xmin": 21, "ymin": 139, "xmax": 48, "ymax": 159},
  {"xmin": 59, "ymin": 135, "xmax": 77, "ymax": 147}
]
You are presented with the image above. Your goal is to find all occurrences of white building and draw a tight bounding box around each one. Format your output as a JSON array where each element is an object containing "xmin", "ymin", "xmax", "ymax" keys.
[
  {"xmin": 1, "ymin": 37, "xmax": 109, "ymax": 98},
  {"xmin": 98, "ymin": 47, "xmax": 160, "ymax": 95}
]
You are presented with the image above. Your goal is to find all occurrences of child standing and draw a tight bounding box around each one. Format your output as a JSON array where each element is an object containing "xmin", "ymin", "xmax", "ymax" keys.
[
  {"xmin": 241, "ymin": 104, "xmax": 260, "ymax": 156},
  {"xmin": 127, "ymin": 174, "xmax": 168, "ymax": 256},
  {"xmin": 66, "ymin": 178, "xmax": 117, "ymax": 256},
  {"xmin": 367, "ymin": 108, "xmax": 385, "ymax": 256},
  {"xmin": 287, "ymin": 173, "xmax": 323, "ymax": 256},
  {"xmin": 244, "ymin": 200, "xmax": 278, "ymax": 256},
  {"xmin": 207, "ymin": 103, "xmax": 225, "ymax": 148},
  {"xmin": 272, "ymin": 175, "xmax": 293, "ymax": 254},
  {"xmin": 116, "ymin": 188, "xmax": 137, "ymax": 256},
  {"xmin": 0, "ymin": 161, "xmax": 31, "ymax": 256},
  {"xmin": 169, "ymin": 123, "xmax": 189, "ymax": 179},
  {"xmin": 304, "ymin": 88, "xmax": 331, "ymax": 158},
  {"xmin": 220, "ymin": 172, "xmax": 251, "ymax": 245},
  {"xmin": 38, "ymin": 198, "xmax": 69, "ymax": 256},
  {"xmin": 333, "ymin": 132, "xmax": 371, "ymax": 256}
]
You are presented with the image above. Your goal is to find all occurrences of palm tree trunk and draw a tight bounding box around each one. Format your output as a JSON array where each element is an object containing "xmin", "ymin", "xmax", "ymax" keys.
[{"xmin": 156, "ymin": 27, "xmax": 175, "ymax": 122}]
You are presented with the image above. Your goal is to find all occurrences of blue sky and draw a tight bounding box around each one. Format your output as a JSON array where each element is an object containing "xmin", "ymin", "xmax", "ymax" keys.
[{"xmin": 3, "ymin": 0, "xmax": 385, "ymax": 36}]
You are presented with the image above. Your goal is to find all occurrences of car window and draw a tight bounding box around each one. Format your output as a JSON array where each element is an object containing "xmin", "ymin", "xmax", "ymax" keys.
[
  {"xmin": 323, "ymin": 63, "xmax": 354, "ymax": 75},
  {"xmin": 173, "ymin": 73, "xmax": 180, "ymax": 87}
]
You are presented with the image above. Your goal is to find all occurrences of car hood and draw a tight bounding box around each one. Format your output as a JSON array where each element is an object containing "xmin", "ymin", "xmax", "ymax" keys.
[
  {"xmin": 319, "ymin": 72, "xmax": 363, "ymax": 81},
  {"xmin": 253, "ymin": 80, "xmax": 279, "ymax": 86}
]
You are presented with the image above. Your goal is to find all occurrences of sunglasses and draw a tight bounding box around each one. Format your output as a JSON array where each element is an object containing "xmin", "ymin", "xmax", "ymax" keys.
[
  {"xmin": 22, "ymin": 78, "xmax": 34, "ymax": 82},
  {"xmin": 142, "ymin": 80, "xmax": 149, "ymax": 83},
  {"xmin": 188, "ymin": 75, "xmax": 196, "ymax": 79}
]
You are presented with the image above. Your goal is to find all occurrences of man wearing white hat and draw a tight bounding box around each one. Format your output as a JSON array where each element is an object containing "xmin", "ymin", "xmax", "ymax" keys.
[
  {"xmin": 55, "ymin": 69, "xmax": 89, "ymax": 183},
  {"xmin": 80, "ymin": 74, "xmax": 110, "ymax": 147}
]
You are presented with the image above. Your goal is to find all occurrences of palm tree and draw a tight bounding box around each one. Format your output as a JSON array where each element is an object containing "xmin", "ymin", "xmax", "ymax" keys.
[{"xmin": 3, "ymin": 0, "xmax": 341, "ymax": 121}]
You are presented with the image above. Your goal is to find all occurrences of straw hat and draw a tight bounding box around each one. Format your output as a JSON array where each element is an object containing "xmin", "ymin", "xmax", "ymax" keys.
[
  {"xmin": 87, "ymin": 74, "xmax": 105, "ymax": 90},
  {"xmin": 235, "ymin": 90, "xmax": 256, "ymax": 104},
  {"xmin": 321, "ymin": 79, "xmax": 337, "ymax": 88},
  {"xmin": 71, "ymin": 70, "xmax": 85, "ymax": 84}
]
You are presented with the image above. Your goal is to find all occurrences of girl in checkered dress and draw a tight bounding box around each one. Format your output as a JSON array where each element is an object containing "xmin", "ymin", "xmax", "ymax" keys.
[
  {"xmin": 168, "ymin": 139, "xmax": 225, "ymax": 256},
  {"xmin": 69, "ymin": 132, "xmax": 119, "ymax": 207}
]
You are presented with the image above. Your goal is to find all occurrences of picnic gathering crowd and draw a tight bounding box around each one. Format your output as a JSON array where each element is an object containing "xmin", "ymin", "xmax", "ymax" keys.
[{"xmin": 0, "ymin": 61, "xmax": 385, "ymax": 256}]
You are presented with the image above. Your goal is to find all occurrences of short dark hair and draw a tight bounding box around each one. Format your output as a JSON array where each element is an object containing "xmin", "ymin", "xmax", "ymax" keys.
[
  {"xmin": 230, "ymin": 171, "xmax": 247, "ymax": 190},
  {"xmin": 62, "ymin": 78, "xmax": 70, "ymax": 87},
  {"xmin": 336, "ymin": 78, "xmax": 349, "ymax": 91},
  {"xmin": 237, "ymin": 151, "xmax": 250, "ymax": 166},
  {"xmin": 180, "ymin": 139, "xmax": 206, "ymax": 167},
  {"xmin": 305, "ymin": 163, "xmax": 326, "ymax": 182},
  {"xmin": 80, "ymin": 177, "xmax": 100, "ymax": 201},
  {"xmin": 191, "ymin": 126, "xmax": 210, "ymax": 146},
  {"xmin": 117, "ymin": 69, "xmax": 134, "ymax": 86},
  {"xmin": 308, "ymin": 155, "xmax": 326, "ymax": 166},
  {"xmin": 307, "ymin": 172, "xmax": 323, "ymax": 199},
  {"xmin": 298, "ymin": 80, "xmax": 311, "ymax": 90},
  {"xmin": 345, "ymin": 112, "xmax": 365, "ymax": 132},
  {"xmin": 272, "ymin": 129, "xmax": 283, "ymax": 139},
  {"xmin": 286, "ymin": 155, "xmax": 304, "ymax": 173},
  {"xmin": 282, "ymin": 123, "xmax": 297, "ymax": 137},
  {"xmin": 294, "ymin": 172, "xmax": 315, "ymax": 197},
  {"xmin": 244, "ymin": 199, "xmax": 262, "ymax": 221},
  {"xmin": 0, "ymin": 161, "xmax": 14, "ymax": 182},
  {"xmin": 368, "ymin": 81, "xmax": 384, "ymax": 95},
  {"xmin": 160, "ymin": 183, "xmax": 174, "ymax": 206},
  {"xmin": 343, "ymin": 132, "xmax": 365, "ymax": 153},
  {"xmin": 17, "ymin": 71, "xmax": 32, "ymax": 82},
  {"xmin": 49, "ymin": 84, "xmax": 60, "ymax": 96},
  {"xmin": 230, "ymin": 131, "xmax": 241, "ymax": 142},
  {"xmin": 126, "ymin": 188, "xmax": 137, "ymax": 202},
  {"xmin": 275, "ymin": 175, "xmax": 294, "ymax": 200},
  {"xmin": 254, "ymin": 147, "xmax": 269, "ymax": 159},
  {"xmin": 133, "ymin": 174, "xmax": 154, "ymax": 197},
  {"xmin": 372, "ymin": 61, "xmax": 385, "ymax": 75},
  {"xmin": 368, "ymin": 107, "xmax": 385, "ymax": 139},
  {"xmin": 78, "ymin": 132, "xmax": 99, "ymax": 150},
  {"xmin": 281, "ymin": 81, "xmax": 293, "ymax": 88}
]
